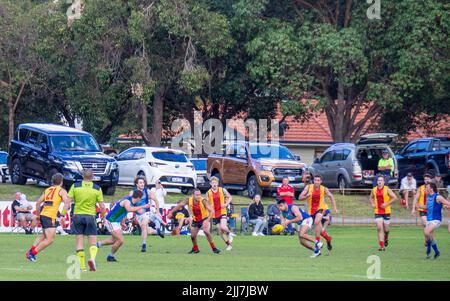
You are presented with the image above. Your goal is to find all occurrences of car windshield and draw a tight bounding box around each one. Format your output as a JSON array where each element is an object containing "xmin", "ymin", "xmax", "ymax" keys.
[
  {"xmin": 152, "ymin": 151, "xmax": 188, "ymax": 163},
  {"xmin": 50, "ymin": 135, "xmax": 101, "ymax": 152},
  {"xmin": 191, "ymin": 159, "xmax": 207, "ymax": 170},
  {"xmin": 440, "ymin": 140, "xmax": 450, "ymax": 150},
  {"xmin": 249, "ymin": 144, "xmax": 295, "ymax": 160},
  {"xmin": 0, "ymin": 153, "xmax": 7, "ymax": 164}
]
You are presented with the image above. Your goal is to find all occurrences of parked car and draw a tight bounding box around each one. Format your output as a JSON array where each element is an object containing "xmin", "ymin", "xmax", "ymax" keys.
[
  {"xmin": 207, "ymin": 141, "xmax": 306, "ymax": 199},
  {"xmin": 309, "ymin": 133, "xmax": 399, "ymax": 189},
  {"xmin": 8, "ymin": 123, "xmax": 119, "ymax": 195},
  {"xmin": 187, "ymin": 157, "xmax": 210, "ymax": 194},
  {"xmin": 0, "ymin": 151, "xmax": 9, "ymax": 183},
  {"xmin": 116, "ymin": 146, "xmax": 197, "ymax": 189},
  {"xmin": 396, "ymin": 137, "xmax": 449, "ymax": 185},
  {"xmin": 100, "ymin": 144, "xmax": 119, "ymax": 157}
]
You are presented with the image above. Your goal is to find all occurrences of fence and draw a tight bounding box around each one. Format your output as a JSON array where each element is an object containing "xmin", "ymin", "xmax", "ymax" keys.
[{"xmin": 231, "ymin": 187, "xmax": 450, "ymax": 227}]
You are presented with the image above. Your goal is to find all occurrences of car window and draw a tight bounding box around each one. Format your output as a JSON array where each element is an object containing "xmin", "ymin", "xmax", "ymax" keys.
[
  {"xmin": 191, "ymin": 159, "xmax": 207, "ymax": 170},
  {"xmin": 440, "ymin": 140, "xmax": 450, "ymax": 150},
  {"xmin": 333, "ymin": 149, "xmax": 351, "ymax": 161},
  {"xmin": 403, "ymin": 143, "xmax": 417, "ymax": 155},
  {"xmin": 25, "ymin": 131, "xmax": 40, "ymax": 147},
  {"xmin": 133, "ymin": 149, "xmax": 146, "ymax": 160},
  {"xmin": 415, "ymin": 141, "xmax": 429, "ymax": 153},
  {"xmin": 0, "ymin": 153, "xmax": 7, "ymax": 164},
  {"xmin": 152, "ymin": 151, "xmax": 188, "ymax": 162},
  {"xmin": 118, "ymin": 149, "xmax": 136, "ymax": 161},
  {"xmin": 18, "ymin": 128, "xmax": 29, "ymax": 142},
  {"xmin": 321, "ymin": 151, "xmax": 334, "ymax": 163}
]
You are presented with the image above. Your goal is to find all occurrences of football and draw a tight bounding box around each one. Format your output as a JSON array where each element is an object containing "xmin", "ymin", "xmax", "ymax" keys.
[{"xmin": 271, "ymin": 224, "xmax": 284, "ymax": 235}]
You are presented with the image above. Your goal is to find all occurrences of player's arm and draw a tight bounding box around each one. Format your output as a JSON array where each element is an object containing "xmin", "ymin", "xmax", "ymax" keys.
[
  {"xmin": 411, "ymin": 189, "xmax": 421, "ymax": 215},
  {"xmin": 123, "ymin": 200, "xmax": 150, "ymax": 212},
  {"xmin": 223, "ymin": 188, "xmax": 232, "ymax": 207},
  {"xmin": 96, "ymin": 189, "xmax": 106, "ymax": 218},
  {"xmin": 202, "ymin": 198, "xmax": 214, "ymax": 220},
  {"xmin": 325, "ymin": 187, "xmax": 338, "ymax": 214},
  {"xmin": 286, "ymin": 206, "xmax": 302, "ymax": 225},
  {"xmin": 298, "ymin": 185, "xmax": 310, "ymax": 200},
  {"xmin": 59, "ymin": 189, "xmax": 72, "ymax": 223},
  {"xmin": 35, "ymin": 193, "xmax": 45, "ymax": 217},
  {"xmin": 436, "ymin": 195, "xmax": 450, "ymax": 207},
  {"xmin": 369, "ymin": 191, "xmax": 375, "ymax": 208},
  {"xmin": 382, "ymin": 188, "xmax": 398, "ymax": 208}
]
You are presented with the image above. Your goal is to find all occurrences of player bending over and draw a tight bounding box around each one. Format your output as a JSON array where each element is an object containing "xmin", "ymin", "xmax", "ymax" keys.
[
  {"xmin": 277, "ymin": 199, "xmax": 318, "ymax": 257},
  {"xmin": 26, "ymin": 173, "xmax": 71, "ymax": 262},
  {"xmin": 97, "ymin": 190, "xmax": 150, "ymax": 262},
  {"xmin": 417, "ymin": 183, "xmax": 450, "ymax": 259},
  {"xmin": 188, "ymin": 189, "xmax": 220, "ymax": 254}
]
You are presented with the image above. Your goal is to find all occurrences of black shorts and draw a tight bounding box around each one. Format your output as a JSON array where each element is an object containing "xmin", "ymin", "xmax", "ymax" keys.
[
  {"xmin": 374, "ymin": 214, "xmax": 391, "ymax": 221},
  {"xmin": 419, "ymin": 211, "xmax": 427, "ymax": 217},
  {"xmin": 191, "ymin": 218, "xmax": 207, "ymax": 229},
  {"xmin": 40, "ymin": 215, "xmax": 56, "ymax": 229},
  {"xmin": 311, "ymin": 209, "xmax": 324, "ymax": 220},
  {"xmin": 72, "ymin": 214, "xmax": 97, "ymax": 236},
  {"xmin": 213, "ymin": 215, "xmax": 227, "ymax": 225}
]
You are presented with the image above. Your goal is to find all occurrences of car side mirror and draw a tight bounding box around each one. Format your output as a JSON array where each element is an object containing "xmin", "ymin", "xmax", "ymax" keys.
[{"xmin": 294, "ymin": 155, "xmax": 301, "ymax": 161}]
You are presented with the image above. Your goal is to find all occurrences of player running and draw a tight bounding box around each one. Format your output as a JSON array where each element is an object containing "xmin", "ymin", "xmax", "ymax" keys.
[
  {"xmin": 188, "ymin": 189, "xmax": 220, "ymax": 254},
  {"xmin": 418, "ymin": 183, "xmax": 450, "ymax": 259},
  {"xmin": 277, "ymin": 199, "xmax": 318, "ymax": 257},
  {"xmin": 411, "ymin": 173, "xmax": 432, "ymax": 245},
  {"xmin": 97, "ymin": 190, "xmax": 150, "ymax": 262},
  {"xmin": 26, "ymin": 173, "xmax": 71, "ymax": 262},
  {"xmin": 369, "ymin": 175, "xmax": 397, "ymax": 251},
  {"xmin": 299, "ymin": 175, "xmax": 338, "ymax": 253},
  {"xmin": 206, "ymin": 177, "xmax": 233, "ymax": 251}
]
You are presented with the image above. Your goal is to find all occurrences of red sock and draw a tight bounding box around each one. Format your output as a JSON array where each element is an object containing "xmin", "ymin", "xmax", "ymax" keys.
[
  {"xmin": 31, "ymin": 245, "xmax": 38, "ymax": 255},
  {"xmin": 316, "ymin": 236, "xmax": 320, "ymax": 243},
  {"xmin": 321, "ymin": 231, "xmax": 331, "ymax": 242},
  {"xmin": 379, "ymin": 241, "xmax": 385, "ymax": 248},
  {"xmin": 210, "ymin": 242, "xmax": 216, "ymax": 249},
  {"xmin": 193, "ymin": 245, "xmax": 199, "ymax": 251}
]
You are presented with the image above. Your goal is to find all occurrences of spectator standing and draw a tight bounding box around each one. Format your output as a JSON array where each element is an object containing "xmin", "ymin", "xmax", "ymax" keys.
[
  {"xmin": 277, "ymin": 177, "xmax": 295, "ymax": 234},
  {"xmin": 150, "ymin": 180, "xmax": 167, "ymax": 215},
  {"xmin": 248, "ymin": 194, "xmax": 267, "ymax": 236},
  {"xmin": 400, "ymin": 173, "xmax": 417, "ymax": 209}
]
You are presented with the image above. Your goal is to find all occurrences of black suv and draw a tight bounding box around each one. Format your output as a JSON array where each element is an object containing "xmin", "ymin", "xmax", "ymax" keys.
[{"xmin": 8, "ymin": 123, "xmax": 119, "ymax": 195}]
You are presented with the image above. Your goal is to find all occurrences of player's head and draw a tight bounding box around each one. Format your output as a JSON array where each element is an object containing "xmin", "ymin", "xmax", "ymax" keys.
[
  {"xmin": 131, "ymin": 190, "xmax": 144, "ymax": 204},
  {"xmin": 313, "ymin": 174, "xmax": 322, "ymax": 186},
  {"xmin": 177, "ymin": 199, "xmax": 187, "ymax": 206},
  {"xmin": 423, "ymin": 173, "xmax": 432, "ymax": 184},
  {"xmin": 193, "ymin": 189, "xmax": 202, "ymax": 201},
  {"xmin": 210, "ymin": 176, "xmax": 219, "ymax": 189},
  {"xmin": 134, "ymin": 176, "xmax": 146, "ymax": 190},
  {"xmin": 377, "ymin": 175, "xmax": 385, "ymax": 187},
  {"xmin": 15, "ymin": 191, "xmax": 21, "ymax": 200},
  {"xmin": 51, "ymin": 173, "xmax": 64, "ymax": 186},
  {"xmin": 426, "ymin": 182, "xmax": 438, "ymax": 195},
  {"xmin": 276, "ymin": 198, "xmax": 288, "ymax": 212},
  {"xmin": 83, "ymin": 168, "xmax": 94, "ymax": 181},
  {"xmin": 282, "ymin": 177, "xmax": 289, "ymax": 185}
]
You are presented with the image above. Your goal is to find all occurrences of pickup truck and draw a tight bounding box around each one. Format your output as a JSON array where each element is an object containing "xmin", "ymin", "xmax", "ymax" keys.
[
  {"xmin": 396, "ymin": 137, "xmax": 450, "ymax": 185},
  {"xmin": 207, "ymin": 141, "xmax": 306, "ymax": 198}
]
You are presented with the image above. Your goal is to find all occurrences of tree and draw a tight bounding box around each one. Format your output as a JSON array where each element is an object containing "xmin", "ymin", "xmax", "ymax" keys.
[{"xmin": 245, "ymin": 0, "xmax": 450, "ymax": 142}]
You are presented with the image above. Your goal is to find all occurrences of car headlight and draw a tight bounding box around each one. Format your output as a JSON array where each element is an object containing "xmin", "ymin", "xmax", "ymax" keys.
[
  {"xmin": 64, "ymin": 161, "xmax": 80, "ymax": 171},
  {"xmin": 261, "ymin": 165, "xmax": 272, "ymax": 172},
  {"xmin": 111, "ymin": 162, "xmax": 118, "ymax": 169}
]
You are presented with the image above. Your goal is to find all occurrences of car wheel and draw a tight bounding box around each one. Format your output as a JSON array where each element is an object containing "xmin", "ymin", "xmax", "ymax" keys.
[
  {"xmin": 10, "ymin": 159, "xmax": 27, "ymax": 185},
  {"xmin": 338, "ymin": 175, "xmax": 348, "ymax": 194},
  {"xmin": 103, "ymin": 185, "xmax": 116, "ymax": 196},
  {"xmin": 247, "ymin": 175, "xmax": 262, "ymax": 199},
  {"xmin": 1, "ymin": 175, "xmax": 6, "ymax": 183}
]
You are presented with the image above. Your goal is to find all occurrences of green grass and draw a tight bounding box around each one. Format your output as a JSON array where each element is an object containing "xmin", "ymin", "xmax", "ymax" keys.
[{"xmin": 1, "ymin": 226, "xmax": 449, "ymax": 281}]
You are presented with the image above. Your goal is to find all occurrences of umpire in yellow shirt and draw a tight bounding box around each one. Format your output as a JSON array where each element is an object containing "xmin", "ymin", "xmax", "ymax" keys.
[{"xmin": 68, "ymin": 169, "xmax": 106, "ymax": 272}]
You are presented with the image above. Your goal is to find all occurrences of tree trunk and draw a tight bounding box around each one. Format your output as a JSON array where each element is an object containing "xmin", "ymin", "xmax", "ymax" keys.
[
  {"xmin": 149, "ymin": 89, "xmax": 165, "ymax": 146},
  {"xmin": 7, "ymin": 81, "xmax": 26, "ymax": 143},
  {"xmin": 142, "ymin": 100, "xmax": 148, "ymax": 133}
]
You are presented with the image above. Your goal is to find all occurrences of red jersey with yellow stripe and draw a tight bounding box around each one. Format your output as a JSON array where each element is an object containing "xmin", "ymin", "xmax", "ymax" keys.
[
  {"xmin": 189, "ymin": 197, "xmax": 209, "ymax": 222},
  {"xmin": 417, "ymin": 185, "xmax": 427, "ymax": 212},
  {"xmin": 307, "ymin": 185, "xmax": 327, "ymax": 215},
  {"xmin": 373, "ymin": 186, "xmax": 391, "ymax": 214},
  {"xmin": 40, "ymin": 185, "xmax": 63, "ymax": 220},
  {"xmin": 207, "ymin": 187, "xmax": 227, "ymax": 218}
]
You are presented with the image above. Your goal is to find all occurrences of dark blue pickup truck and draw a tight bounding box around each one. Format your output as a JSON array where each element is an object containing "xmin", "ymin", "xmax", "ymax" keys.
[
  {"xmin": 396, "ymin": 137, "xmax": 449, "ymax": 185},
  {"xmin": 8, "ymin": 123, "xmax": 119, "ymax": 195}
]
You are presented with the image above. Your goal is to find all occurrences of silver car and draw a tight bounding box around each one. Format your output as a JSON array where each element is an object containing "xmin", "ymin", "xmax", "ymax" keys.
[{"xmin": 309, "ymin": 133, "xmax": 399, "ymax": 189}]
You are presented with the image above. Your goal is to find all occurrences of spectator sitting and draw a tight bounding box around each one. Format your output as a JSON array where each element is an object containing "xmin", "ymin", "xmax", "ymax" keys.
[
  {"xmin": 12, "ymin": 192, "xmax": 38, "ymax": 234},
  {"xmin": 431, "ymin": 173, "xmax": 444, "ymax": 192},
  {"xmin": 400, "ymin": 173, "xmax": 417, "ymax": 209},
  {"xmin": 167, "ymin": 200, "xmax": 191, "ymax": 236},
  {"xmin": 248, "ymin": 194, "xmax": 268, "ymax": 236}
]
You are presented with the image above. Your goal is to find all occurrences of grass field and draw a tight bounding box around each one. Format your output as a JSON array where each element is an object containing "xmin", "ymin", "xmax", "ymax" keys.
[{"xmin": 1, "ymin": 226, "xmax": 449, "ymax": 281}]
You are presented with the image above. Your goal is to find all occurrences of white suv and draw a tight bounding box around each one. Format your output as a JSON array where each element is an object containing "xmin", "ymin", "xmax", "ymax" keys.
[{"xmin": 116, "ymin": 147, "xmax": 197, "ymax": 188}]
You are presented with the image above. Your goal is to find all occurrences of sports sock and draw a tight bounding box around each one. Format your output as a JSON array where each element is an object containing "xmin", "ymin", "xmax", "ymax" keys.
[
  {"xmin": 431, "ymin": 241, "xmax": 439, "ymax": 254},
  {"xmin": 89, "ymin": 245, "xmax": 98, "ymax": 261},
  {"xmin": 193, "ymin": 245, "xmax": 199, "ymax": 251},
  {"xmin": 379, "ymin": 241, "xmax": 385, "ymax": 248},
  {"xmin": 426, "ymin": 240, "xmax": 431, "ymax": 254},
  {"xmin": 97, "ymin": 241, "xmax": 102, "ymax": 248},
  {"xmin": 76, "ymin": 250, "xmax": 86, "ymax": 270},
  {"xmin": 210, "ymin": 242, "xmax": 216, "ymax": 249},
  {"xmin": 31, "ymin": 245, "xmax": 38, "ymax": 255},
  {"xmin": 108, "ymin": 253, "xmax": 115, "ymax": 257},
  {"xmin": 142, "ymin": 239, "xmax": 147, "ymax": 245},
  {"xmin": 315, "ymin": 236, "xmax": 320, "ymax": 243},
  {"xmin": 321, "ymin": 231, "xmax": 331, "ymax": 242}
]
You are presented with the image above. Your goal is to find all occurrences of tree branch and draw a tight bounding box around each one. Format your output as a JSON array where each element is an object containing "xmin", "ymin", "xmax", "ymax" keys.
[
  {"xmin": 13, "ymin": 81, "xmax": 26, "ymax": 112},
  {"xmin": 344, "ymin": 0, "xmax": 353, "ymax": 27}
]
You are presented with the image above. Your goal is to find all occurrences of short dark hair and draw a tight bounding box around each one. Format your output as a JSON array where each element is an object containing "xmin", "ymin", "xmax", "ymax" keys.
[
  {"xmin": 276, "ymin": 198, "xmax": 286, "ymax": 205},
  {"xmin": 423, "ymin": 173, "xmax": 432, "ymax": 179},
  {"xmin": 51, "ymin": 173, "xmax": 64, "ymax": 185},
  {"xmin": 314, "ymin": 174, "xmax": 323, "ymax": 180},
  {"xmin": 131, "ymin": 190, "xmax": 143, "ymax": 199},
  {"xmin": 427, "ymin": 183, "xmax": 438, "ymax": 193},
  {"xmin": 83, "ymin": 168, "xmax": 94, "ymax": 180},
  {"xmin": 134, "ymin": 176, "xmax": 146, "ymax": 185}
]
